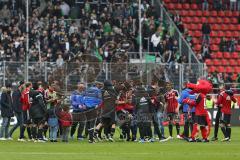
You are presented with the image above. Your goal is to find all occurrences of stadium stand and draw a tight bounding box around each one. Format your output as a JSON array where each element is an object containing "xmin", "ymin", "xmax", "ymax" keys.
[{"xmin": 163, "ymin": 0, "xmax": 240, "ymax": 88}]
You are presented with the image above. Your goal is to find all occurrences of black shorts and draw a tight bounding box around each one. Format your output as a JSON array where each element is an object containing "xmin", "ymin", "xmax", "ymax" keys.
[
  {"xmin": 195, "ymin": 115, "xmax": 207, "ymax": 126},
  {"xmin": 23, "ymin": 110, "xmax": 31, "ymax": 125},
  {"xmin": 32, "ymin": 118, "xmax": 45, "ymax": 125},
  {"xmin": 101, "ymin": 117, "xmax": 116, "ymax": 127},
  {"xmin": 190, "ymin": 112, "xmax": 195, "ymax": 124},
  {"xmin": 167, "ymin": 112, "xmax": 180, "ymax": 122},
  {"xmin": 220, "ymin": 113, "xmax": 231, "ymax": 124}
]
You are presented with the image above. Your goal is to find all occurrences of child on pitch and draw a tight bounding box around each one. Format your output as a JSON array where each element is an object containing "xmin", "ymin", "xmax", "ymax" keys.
[{"xmin": 59, "ymin": 101, "xmax": 73, "ymax": 142}]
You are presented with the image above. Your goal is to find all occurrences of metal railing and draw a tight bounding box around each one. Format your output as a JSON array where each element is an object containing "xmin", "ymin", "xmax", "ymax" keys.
[
  {"xmin": 0, "ymin": 61, "xmax": 204, "ymax": 93},
  {"xmin": 155, "ymin": 0, "xmax": 200, "ymax": 64}
]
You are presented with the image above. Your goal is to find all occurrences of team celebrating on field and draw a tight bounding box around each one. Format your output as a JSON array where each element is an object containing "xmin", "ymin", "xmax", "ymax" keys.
[{"xmin": 0, "ymin": 77, "xmax": 237, "ymax": 143}]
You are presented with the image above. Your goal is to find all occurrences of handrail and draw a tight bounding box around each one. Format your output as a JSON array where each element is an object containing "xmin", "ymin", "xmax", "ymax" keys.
[{"xmin": 157, "ymin": 1, "xmax": 200, "ymax": 64}]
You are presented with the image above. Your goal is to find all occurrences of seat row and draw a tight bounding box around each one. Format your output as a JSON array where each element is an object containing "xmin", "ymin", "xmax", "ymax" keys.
[
  {"xmin": 181, "ymin": 17, "xmax": 238, "ymax": 24},
  {"xmin": 184, "ymin": 24, "xmax": 240, "ymax": 31}
]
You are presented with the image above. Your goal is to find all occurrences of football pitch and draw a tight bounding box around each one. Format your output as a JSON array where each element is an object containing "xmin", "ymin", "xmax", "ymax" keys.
[{"xmin": 0, "ymin": 127, "xmax": 239, "ymax": 160}]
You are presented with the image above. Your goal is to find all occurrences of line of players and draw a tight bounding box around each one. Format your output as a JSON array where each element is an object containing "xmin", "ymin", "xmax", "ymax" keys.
[{"xmin": 0, "ymin": 78, "xmax": 237, "ymax": 143}]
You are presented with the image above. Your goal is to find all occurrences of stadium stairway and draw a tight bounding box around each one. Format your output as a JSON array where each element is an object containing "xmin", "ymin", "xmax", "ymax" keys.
[{"xmin": 163, "ymin": 0, "xmax": 240, "ymax": 80}]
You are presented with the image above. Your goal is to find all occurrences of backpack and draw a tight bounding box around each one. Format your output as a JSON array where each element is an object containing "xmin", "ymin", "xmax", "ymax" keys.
[{"xmin": 83, "ymin": 87, "xmax": 102, "ymax": 109}]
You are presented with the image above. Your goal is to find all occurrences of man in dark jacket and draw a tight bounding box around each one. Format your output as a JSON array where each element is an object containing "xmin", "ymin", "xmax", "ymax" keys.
[
  {"xmin": 101, "ymin": 80, "xmax": 118, "ymax": 141},
  {"xmin": 133, "ymin": 83, "xmax": 153, "ymax": 143},
  {"xmin": 29, "ymin": 82, "xmax": 47, "ymax": 142},
  {"xmin": 0, "ymin": 83, "xmax": 14, "ymax": 140},
  {"xmin": 202, "ymin": 21, "xmax": 211, "ymax": 45},
  {"xmin": 8, "ymin": 81, "xmax": 25, "ymax": 140}
]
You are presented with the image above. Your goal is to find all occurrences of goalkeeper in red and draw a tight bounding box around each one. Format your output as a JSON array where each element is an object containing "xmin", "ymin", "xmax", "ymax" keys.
[
  {"xmin": 216, "ymin": 86, "xmax": 237, "ymax": 142},
  {"xmin": 182, "ymin": 79, "xmax": 212, "ymax": 142}
]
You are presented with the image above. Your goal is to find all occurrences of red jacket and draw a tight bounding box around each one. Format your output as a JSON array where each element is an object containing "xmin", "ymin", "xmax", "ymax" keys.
[
  {"xmin": 216, "ymin": 91, "xmax": 237, "ymax": 114},
  {"xmin": 59, "ymin": 111, "xmax": 72, "ymax": 127},
  {"xmin": 21, "ymin": 87, "xmax": 31, "ymax": 111},
  {"xmin": 183, "ymin": 93, "xmax": 208, "ymax": 116},
  {"xmin": 187, "ymin": 80, "xmax": 212, "ymax": 95}
]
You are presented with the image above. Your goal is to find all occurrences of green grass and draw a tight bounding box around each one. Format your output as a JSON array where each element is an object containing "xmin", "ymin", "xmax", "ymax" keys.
[{"xmin": 0, "ymin": 127, "xmax": 240, "ymax": 160}]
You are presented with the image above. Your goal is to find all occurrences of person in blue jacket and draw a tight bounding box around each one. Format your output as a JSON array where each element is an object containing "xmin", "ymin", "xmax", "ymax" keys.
[
  {"xmin": 70, "ymin": 83, "xmax": 86, "ymax": 140},
  {"xmin": 83, "ymin": 81, "xmax": 102, "ymax": 143},
  {"xmin": 178, "ymin": 81, "xmax": 196, "ymax": 140}
]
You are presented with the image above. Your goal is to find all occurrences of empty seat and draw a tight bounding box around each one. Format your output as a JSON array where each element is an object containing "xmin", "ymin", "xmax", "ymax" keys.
[
  {"xmin": 189, "ymin": 23, "xmax": 197, "ymax": 30},
  {"xmin": 210, "ymin": 31, "xmax": 218, "ymax": 37},
  {"xmin": 203, "ymin": 11, "xmax": 210, "ymax": 17},
  {"xmin": 192, "ymin": 37, "xmax": 200, "ymax": 44},
  {"xmin": 166, "ymin": 3, "xmax": 175, "ymax": 10},
  {"xmin": 232, "ymin": 74, "xmax": 238, "ymax": 80},
  {"xmin": 232, "ymin": 11, "xmax": 239, "ymax": 17},
  {"xmin": 213, "ymin": 59, "xmax": 221, "ymax": 66},
  {"xmin": 226, "ymin": 66, "xmax": 233, "ymax": 73},
  {"xmin": 192, "ymin": 17, "xmax": 201, "ymax": 23},
  {"xmin": 220, "ymin": 24, "xmax": 228, "ymax": 31},
  {"xmin": 237, "ymin": 59, "xmax": 240, "ymax": 64},
  {"xmin": 223, "ymin": 52, "xmax": 231, "ymax": 59},
  {"xmin": 225, "ymin": 11, "xmax": 233, "ymax": 17},
  {"xmin": 208, "ymin": 17, "xmax": 215, "ymax": 23},
  {"xmin": 221, "ymin": 59, "xmax": 229, "ymax": 66},
  {"xmin": 212, "ymin": 24, "xmax": 219, "ymax": 30},
  {"xmin": 194, "ymin": 44, "xmax": 201, "ymax": 51},
  {"xmin": 218, "ymin": 66, "xmax": 225, "ymax": 73},
  {"xmin": 189, "ymin": 10, "xmax": 195, "ymax": 17},
  {"xmin": 205, "ymin": 59, "xmax": 212, "ymax": 66},
  {"xmin": 229, "ymin": 59, "xmax": 238, "ymax": 66},
  {"xmin": 212, "ymin": 38, "xmax": 221, "ymax": 44},
  {"xmin": 225, "ymin": 31, "xmax": 232, "ymax": 38},
  {"xmin": 229, "ymin": 24, "xmax": 236, "ymax": 31},
  {"xmin": 196, "ymin": 10, "xmax": 202, "ymax": 17},
  {"xmin": 191, "ymin": 4, "xmax": 198, "ymax": 10},
  {"xmin": 223, "ymin": 17, "xmax": 231, "ymax": 24},
  {"xmin": 211, "ymin": 11, "xmax": 218, "ymax": 17},
  {"xmin": 218, "ymin": 11, "xmax": 225, "ymax": 17},
  {"xmin": 211, "ymin": 53, "xmax": 217, "ymax": 59},
  {"xmin": 233, "ymin": 31, "xmax": 239, "ymax": 37},
  {"xmin": 175, "ymin": 3, "xmax": 182, "ymax": 10},
  {"xmin": 234, "ymin": 67, "xmax": 240, "ymax": 73},
  {"xmin": 237, "ymin": 25, "xmax": 240, "ymax": 31},
  {"xmin": 218, "ymin": 31, "xmax": 225, "ymax": 37},
  {"xmin": 232, "ymin": 52, "xmax": 239, "ymax": 59},
  {"xmin": 182, "ymin": 17, "xmax": 191, "ymax": 23},
  {"xmin": 194, "ymin": 31, "xmax": 202, "ymax": 37},
  {"xmin": 183, "ymin": 3, "xmax": 190, "ymax": 10},
  {"xmin": 208, "ymin": 66, "xmax": 216, "ymax": 73},
  {"xmin": 236, "ymin": 45, "xmax": 240, "ymax": 51},
  {"xmin": 211, "ymin": 45, "xmax": 219, "ymax": 51},
  {"xmin": 216, "ymin": 17, "xmax": 223, "ymax": 24},
  {"xmin": 201, "ymin": 17, "xmax": 207, "ymax": 23},
  {"xmin": 232, "ymin": 18, "xmax": 238, "ymax": 24},
  {"xmin": 215, "ymin": 51, "xmax": 223, "ymax": 58}
]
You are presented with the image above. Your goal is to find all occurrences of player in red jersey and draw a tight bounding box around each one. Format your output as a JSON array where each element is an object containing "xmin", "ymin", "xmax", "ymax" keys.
[
  {"xmin": 216, "ymin": 86, "xmax": 237, "ymax": 142},
  {"xmin": 20, "ymin": 82, "xmax": 32, "ymax": 141},
  {"xmin": 162, "ymin": 82, "xmax": 180, "ymax": 141},
  {"xmin": 182, "ymin": 79, "xmax": 213, "ymax": 142}
]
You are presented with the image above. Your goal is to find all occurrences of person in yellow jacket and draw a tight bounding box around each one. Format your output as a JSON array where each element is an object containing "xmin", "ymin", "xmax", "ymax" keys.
[{"xmin": 206, "ymin": 95, "xmax": 215, "ymax": 109}]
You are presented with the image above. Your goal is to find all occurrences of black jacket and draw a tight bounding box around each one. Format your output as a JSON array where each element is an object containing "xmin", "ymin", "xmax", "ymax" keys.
[
  {"xmin": 202, "ymin": 23, "xmax": 211, "ymax": 34},
  {"xmin": 133, "ymin": 86, "xmax": 151, "ymax": 114},
  {"xmin": 0, "ymin": 87, "xmax": 14, "ymax": 117},
  {"xmin": 29, "ymin": 89, "xmax": 47, "ymax": 119},
  {"xmin": 12, "ymin": 88, "xmax": 22, "ymax": 113},
  {"xmin": 102, "ymin": 86, "xmax": 118, "ymax": 118}
]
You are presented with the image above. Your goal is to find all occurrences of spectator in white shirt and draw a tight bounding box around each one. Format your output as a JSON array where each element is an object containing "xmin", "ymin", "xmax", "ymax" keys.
[
  {"xmin": 56, "ymin": 54, "xmax": 64, "ymax": 67},
  {"xmin": 151, "ymin": 32, "xmax": 161, "ymax": 53},
  {"xmin": 60, "ymin": 1, "xmax": 70, "ymax": 17},
  {"xmin": 230, "ymin": 0, "xmax": 237, "ymax": 11}
]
